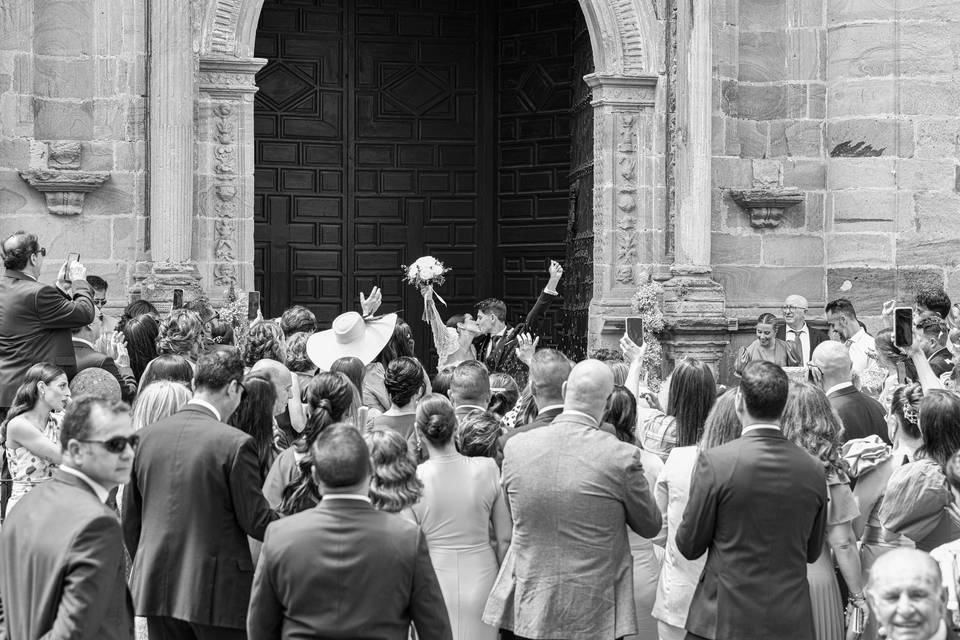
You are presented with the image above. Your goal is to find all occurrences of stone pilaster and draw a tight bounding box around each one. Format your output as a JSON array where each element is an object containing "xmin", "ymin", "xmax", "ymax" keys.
[
  {"xmin": 583, "ymin": 73, "xmax": 661, "ymax": 353},
  {"xmin": 142, "ymin": 0, "xmax": 200, "ymax": 304},
  {"xmin": 196, "ymin": 56, "xmax": 265, "ymax": 304},
  {"xmin": 661, "ymin": 0, "xmax": 729, "ymax": 371}
]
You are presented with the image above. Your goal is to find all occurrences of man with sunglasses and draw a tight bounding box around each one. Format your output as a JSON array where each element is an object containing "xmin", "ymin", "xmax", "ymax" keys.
[
  {"xmin": 0, "ymin": 396, "xmax": 136, "ymax": 640},
  {"xmin": 122, "ymin": 347, "xmax": 278, "ymax": 640}
]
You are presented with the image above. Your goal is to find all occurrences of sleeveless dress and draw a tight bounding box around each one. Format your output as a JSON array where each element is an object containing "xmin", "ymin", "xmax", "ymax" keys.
[
  {"xmin": 806, "ymin": 471, "xmax": 860, "ymax": 640},
  {"xmin": 3, "ymin": 412, "xmax": 63, "ymax": 518},
  {"xmin": 413, "ymin": 453, "xmax": 506, "ymax": 640}
]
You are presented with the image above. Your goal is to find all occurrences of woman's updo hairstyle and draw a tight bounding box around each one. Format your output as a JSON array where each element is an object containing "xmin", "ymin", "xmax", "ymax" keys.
[
  {"xmin": 416, "ymin": 393, "xmax": 457, "ymax": 445},
  {"xmin": 156, "ymin": 309, "xmax": 203, "ymax": 358},
  {"xmin": 756, "ymin": 312, "xmax": 777, "ymax": 327},
  {"xmin": 384, "ymin": 356, "xmax": 424, "ymax": 407},
  {"xmin": 244, "ymin": 320, "xmax": 286, "ymax": 367},
  {"xmin": 488, "ymin": 373, "xmax": 520, "ymax": 416},
  {"xmin": 890, "ymin": 382, "xmax": 923, "ymax": 440}
]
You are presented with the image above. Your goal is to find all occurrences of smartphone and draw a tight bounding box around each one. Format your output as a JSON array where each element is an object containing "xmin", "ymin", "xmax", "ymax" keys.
[
  {"xmin": 172, "ymin": 289, "xmax": 184, "ymax": 309},
  {"xmin": 626, "ymin": 317, "xmax": 644, "ymax": 346},
  {"xmin": 894, "ymin": 307, "xmax": 913, "ymax": 348},
  {"xmin": 67, "ymin": 252, "xmax": 80, "ymax": 265},
  {"xmin": 248, "ymin": 291, "xmax": 261, "ymax": 321}
]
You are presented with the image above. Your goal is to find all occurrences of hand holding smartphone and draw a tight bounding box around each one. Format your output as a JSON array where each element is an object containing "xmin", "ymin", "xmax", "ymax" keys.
[
  {"xmin": 248, "ymin": 291, "xmax": 261, "ymax": 321},
  {"xmin": 894, "ymin": 307, "xmax": 913, "ymax": 349}
]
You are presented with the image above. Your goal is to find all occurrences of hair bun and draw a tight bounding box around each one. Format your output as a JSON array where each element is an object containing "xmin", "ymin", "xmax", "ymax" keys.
[{"xmin": 424, "ymin": 413, "xmax": 455, "ymax": 442}]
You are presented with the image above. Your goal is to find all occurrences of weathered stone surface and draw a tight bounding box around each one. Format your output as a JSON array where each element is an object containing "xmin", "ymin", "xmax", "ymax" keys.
[
  {"xmin": 722, "ymin": 82, "xmax": 786, "ymax": 120},
  {"xmin": 807, "ymin": 83, "xmax": 826, "ymax": 119},
  {"xmin": 0, "ymin": 171, "xmax": 40, "ymax": 215},
  {"xmin": 806, "ymin": 191, "xmax": 826, "ymax": 231},
  {"xmin": 897, "ymin": 159, "xmax": 956, "ymax": 191},
  {"xmin": 83, "ymin": 173, "xmax": 140, "ymax": 216},
  {"xmin": 79, "ymin": 142, "xmax": 114, "ymax": 171},
  {"xmin": 827, "ymin": 79, "xmax": 896, "ymax": 118},
  {"xmin": 826, "ymin": 233, "xmax": 894, "ymax": 266},
  {"xmin": 34, "ymin": 0, "xmax": 93, "ymax": 57},
  {"xmin": 715, "ymin": 265, "xmax": 824, "ymax": 306},
  {"xmin": 0, "ymin": 140, "xmax": 30, "ymax": 169},
  {"xmin": 33, "ymin": 57, "xmax": 94, "ymax": 99},
  {"xmin": 34, "ymin": 99, "xmax": 94, "ymax": 139},
  {"xmin": 770, "ymin": 120, "xmax": 822, "ymax": 157},
  {"xmin": 783, "ymin": 159, "xmax": 826, "ymax": 189},
  {"xmin": 111, "ymin": 216, "xmax": 144, "ymax": 260},
  {"xmin": 711, "ymin": 233, "xmax": 761, "ymax": 264},
  {"xmin": 762, "ymin": 235, "xmax": 824, "ymax": 266},
  {"xmin": 788, "ymin": 29, "xmax": 822, "ymax": 81},
  {"xmin": 900, "ymin": 81, "xmax": 960, "ymax": 117},
  {"xmin": 829, "ymin": 0, "xmax": 960, "ymax": 24},
  {"xmin": 915, "ymin": 119, "xmax": 960, "ymax": 159},
  {"xmin": 740, "ymin": 0, "xmax": 788, "ymax": 32},
  {"xmin": 735, "ymin": 119, "xmax": 768, "ymax": 157},
  {"xmin": 826, "ymin": 119, "xmax": 913, "ymax": 158},
  {"xmin": 827, "ymin": 158, "xmax": 896, "ymax": 190},
  {"xmin": 712, "ymin": 157, "xmax": 753, "ymax": 189},
  {"xmin": 826, "ymin": 268, "xmax": 896, "ymax": 310},
  {"xmin": 739, "ymin": 31, "xmax": 787, "ymax": 82},
  {"xmin": 790, "ymin": 0, "xmax": 823, "ymax": 27},
  {"xmin": 896, "ymin": 193, "xmax": 960, "ymax": 266},
  {"xmin": 828, "ymin": 190, "xmax": 898, "ymax": 231}
]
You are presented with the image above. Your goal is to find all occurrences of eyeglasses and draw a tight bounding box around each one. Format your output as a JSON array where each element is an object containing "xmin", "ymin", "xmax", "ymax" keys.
[
  {"xmin": 236, "ymin": 380, "xmax": 247, "ymax": 400},
  {"xmin": 781, "ymin": 305, "xmax": 806, "ymax": 313},
  {"xmin": 93, "ymin": 298, "xmax": 107, "ymax": 307},
  {"xmin": 79, "ymin": 434, "xmax": 140, "ymax": 454}
]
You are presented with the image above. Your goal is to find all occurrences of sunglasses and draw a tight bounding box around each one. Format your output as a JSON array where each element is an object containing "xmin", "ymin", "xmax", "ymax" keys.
[
  {"xmin": 93, "ymin": 297, "xmax": 107, "ymax": 306},
  {"xmin": 79, "ymin": 434, "xmax": 140, "ymax": 454}
]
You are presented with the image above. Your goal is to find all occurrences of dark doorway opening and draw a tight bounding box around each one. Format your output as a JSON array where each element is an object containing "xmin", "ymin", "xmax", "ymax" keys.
[{"xmin": 253, "ymin": 0, "xmax": 593, "ymax": 365}]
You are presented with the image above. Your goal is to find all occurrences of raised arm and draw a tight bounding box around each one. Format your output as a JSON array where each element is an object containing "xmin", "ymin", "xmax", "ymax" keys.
[
  {"xmin": 517, "ymin": 260, "xmax": 562, "ymax": 334},
  {"xmin": 421, "ymin": 285, "xmax": 459, "ymax": 361}
]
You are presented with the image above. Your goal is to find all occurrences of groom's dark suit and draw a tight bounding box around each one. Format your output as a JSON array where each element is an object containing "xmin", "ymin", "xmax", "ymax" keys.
[
  {"xmin": 474, "ymin": 289, "xmax": 558, "ymax": 378},
  {"xmin": 676, "ymin": 427, "xmax": 828, "ymax": 640}
]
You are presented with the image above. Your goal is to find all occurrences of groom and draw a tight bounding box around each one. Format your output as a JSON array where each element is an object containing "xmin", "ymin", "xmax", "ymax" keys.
[{"xmin": 474, "ymin": 260, "xmax": 562, "ymax": 381}]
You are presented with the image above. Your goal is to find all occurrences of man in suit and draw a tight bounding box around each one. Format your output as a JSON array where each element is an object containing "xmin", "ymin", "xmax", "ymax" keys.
[
  {"xmin": 810, "ymin": 341, "xmax": 890, "ymax": 444},
  {"xmin": 448, "ymin": 360, "xmax": 492, "ymax": 423},
  {"xmin": 483, "ymin": 359, "xmax": 662, "ymax": 640},
  {"xmin": 474, "ymin": 260, "xmax": 562, "ymax": 382},
  {"xmin": 500, "ymin": 348, "xmax": 571, "ymax": 446},
  {"xmin": 868, "ymin": 549, "xmax": 957, "ymax": 640},
  {"xmin": 248, "ymin": 423, "xmax": 452, "ymax": 639},
  {"xmin": 0, "ymin": 395, "xmax": 135, "ymax": 640},
  {"xmin": 122, "ymin": 347, "xmax": 277, "ymax": 639},
  {"xmin": 915, "ymin": 311, "xmax": 953, "ymax": 378},
  {"xmin": 0, "ymin": 231, "xmax": 95, "ymax": 409},
  {"xmin": 777, "ymin": 294, "xmax": 829, "ymax": 365},
  {"xmin": 72, "ymin": 320, "xmax": 138, "ymax": 403},
  {"xmin": 676, "ymin": 361, "xmax": 828, "ymax": 640}
]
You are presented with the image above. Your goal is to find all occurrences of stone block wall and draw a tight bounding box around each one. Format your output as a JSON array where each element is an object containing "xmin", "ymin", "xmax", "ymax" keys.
[
  {"xmin": 712, "ymin": 0, "xmax": 960, "ymax": 329},
  {"xmin": 0, "ymin": 0, "xmax": 147, "ymax": 315}
]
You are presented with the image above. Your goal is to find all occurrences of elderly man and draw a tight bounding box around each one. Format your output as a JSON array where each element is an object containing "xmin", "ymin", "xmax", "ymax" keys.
[
  {"xmin": 250, "ymin": 358, "xmax": 305, "ymax": 450},
  {"xmin": 0, "ymin": 396, "xmax": 135, "ymax": 640},
  {"xmin": 809, "ymin": 341, "xmax": 889, "ymax": 444},
  {"xmin": 825, "ymin": 298, "xmax": 876, "ymax": 379},
  {"xmin": 868, "ymin": 548, "xmax": 957, "ymax": 640},
  {"xmin": 777, "ymin": 294, "xmax": 828, "ymax": 365},
  {"xmin": 483, "ymin": 359, "xmax": 661, "ymax": 640}
]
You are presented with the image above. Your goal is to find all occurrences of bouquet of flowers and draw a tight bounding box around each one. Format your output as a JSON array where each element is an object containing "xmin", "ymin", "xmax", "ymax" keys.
[{"xmin": 402, "ymin": 256, "xmax": 451, "ymax": 305}]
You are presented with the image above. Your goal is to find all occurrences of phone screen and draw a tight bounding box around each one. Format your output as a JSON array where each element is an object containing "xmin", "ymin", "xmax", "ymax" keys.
[
  {"xmin": 248, "ymin": 291, "xmax": 261, "ymax": 321},
  {"xmin": 172, "ymin": 289, "xmax": 184, "ymax": 309},
  {"xmin": 894, "ymin": 307, "xmax": 913, "ymax": 348},
  {"xmin": 67, "ymin": 252, "xmax": 80, "ymax": 264},
  {"xmin": 626, "ymin": 317, "xmax": 644, "ymax": 346}
]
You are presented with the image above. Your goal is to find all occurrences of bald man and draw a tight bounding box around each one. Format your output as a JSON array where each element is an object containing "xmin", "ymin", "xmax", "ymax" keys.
[
  {"xmin": 809, "ymin": 341, "xmax": 889, "ymax": 444},
  {"xmin": 868, "ymin": 549, "xmax": 956, "ymax": 640},
  {"xmin": 249, "ymin": 359, "xmax": 301, "ymax": 451},
  {"xmin": 483, "ymin": 359, "xmax": 661, "ymax": 640},
  {"xmin": 777, "ymin": 294, "xmax": 829, "ymax": 365}
]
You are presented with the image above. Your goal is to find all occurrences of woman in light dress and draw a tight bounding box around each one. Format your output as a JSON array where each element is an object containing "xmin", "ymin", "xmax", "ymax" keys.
[
  {"xmin": 421, "ymin": 284, "xmax": 481, "ymax": 371},
  {"xmin": 734, "ymin": 313, "xmax": 801, "ymax": 377},
  {"xmin": 1, "ymin": 363, "xmax": 70, "ymax": 521},
  {"xmin": 653, "ymin": 389, "xmax": 742, "ymax": 640},
  {"xmin": 412, "ymin": 394, "xmax": 511, "ymax": 640}
]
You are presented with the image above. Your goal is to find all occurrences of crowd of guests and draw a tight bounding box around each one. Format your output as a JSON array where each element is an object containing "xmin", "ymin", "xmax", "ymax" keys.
[{"xmin": 3, "ymin": 229, "xmax": 960, "ymax": 640}]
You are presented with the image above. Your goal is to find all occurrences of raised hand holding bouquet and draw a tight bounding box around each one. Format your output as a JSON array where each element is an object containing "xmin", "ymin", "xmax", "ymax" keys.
[{"xmin": 402, "ymin": 256, "xmax": 451, "ymax": 309}]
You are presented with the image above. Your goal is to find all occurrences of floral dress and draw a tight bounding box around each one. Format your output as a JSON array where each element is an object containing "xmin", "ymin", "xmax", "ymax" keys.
[{"xmin": 4, "ymin": 411, "xmax": 63, "ymax": 517}]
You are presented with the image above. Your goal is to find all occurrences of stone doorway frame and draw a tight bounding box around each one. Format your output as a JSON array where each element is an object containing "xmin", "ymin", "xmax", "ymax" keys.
[{"xmin": 151, "ymin": 0, "xmax": 715, "ymax": 351}]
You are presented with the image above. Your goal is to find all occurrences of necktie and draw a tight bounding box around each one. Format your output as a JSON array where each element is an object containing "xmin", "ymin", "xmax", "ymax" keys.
[{"xmin": 788, "ymin": 329, "xmax": 800, "ymax": 341}]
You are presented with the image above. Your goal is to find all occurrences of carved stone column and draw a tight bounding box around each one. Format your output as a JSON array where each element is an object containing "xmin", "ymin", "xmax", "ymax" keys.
[
  {"xmin": 197, "ymin": 56, "xmax": 266, "ymax": 304},
  {"xmin": 661, "ymin": 0, "xmax": 729, "ymax": 374},
  {"xmin": 584, "ymin": 73, "xmax": 661, "ymax": 353},
  {"xmin": 142, "ymin": 0, "xmax": 201, "ymax": 305}
]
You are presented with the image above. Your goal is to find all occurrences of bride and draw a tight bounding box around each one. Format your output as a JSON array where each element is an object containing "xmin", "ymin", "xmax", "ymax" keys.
[{"xmin": 421, "ymin": 284, "xmax": 481, "ymax": 371}]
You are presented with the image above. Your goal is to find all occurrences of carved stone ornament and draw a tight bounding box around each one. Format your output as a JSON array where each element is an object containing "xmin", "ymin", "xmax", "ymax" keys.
[
  {"xmin": 19, "ymin": 142, "xmax": 110, "ymax": 216},
  {"xmin": 729, "ymin": 188, "xmax": 805, "ymax": 229}
]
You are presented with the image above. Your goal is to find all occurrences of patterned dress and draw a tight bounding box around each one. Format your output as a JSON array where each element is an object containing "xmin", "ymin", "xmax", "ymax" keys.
[{"xmin": 4, "ymin": 411, "xmax": 63, "ymax": 518}]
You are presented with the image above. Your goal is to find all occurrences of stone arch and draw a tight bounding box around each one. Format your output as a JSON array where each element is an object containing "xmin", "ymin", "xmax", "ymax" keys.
[{"xmin": 201, "ymin": 0, "xmax": 660, "ymax": 76}]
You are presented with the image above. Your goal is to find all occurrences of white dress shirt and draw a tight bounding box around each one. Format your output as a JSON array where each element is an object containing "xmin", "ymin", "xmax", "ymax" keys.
[
  {"xmin": 740, "ymin": 422, "xmax": 781, "ymax": 435},
  {"xmin": 187, "ymin": 398, "xmax": 221, "ymax": 423},
  {"xmin": 322, "ymin": 493, "xmax": 371, "ymax": 504},
  {"xmin": 825, "ymin": 382, "xmax": 854, "ymax": 397},
  {"xmin": 845, "ymin": 328, "xmax": 876, "ymax": 378}
]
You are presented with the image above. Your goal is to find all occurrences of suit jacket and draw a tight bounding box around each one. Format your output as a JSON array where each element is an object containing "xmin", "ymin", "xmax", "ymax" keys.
[
  {"xmin": 248, "ymin": 497, "xmax": 452, "ymax": 640},
  {"xmin": 775, "ymin": 323, "xmax": 829, "ymax": 362},
  {"xmin": 73, "ymin": 340, "xmax": 138, "ymax": 403},
  {"xmin": 499, "ymin": 405, "xmax": 563, "ymax": 448},
  {"xmin": 928, "ymin": 347, "xmax": 953, "ymax": 378},
  {"xmin": 474, "ymin": 289, "xmax": 558, "ymax": 378},
  {"xmin": 121, "ymin": 403, "xmax": 277, "ymax": 629},
  {"xmin": 0, "ymin": 470, "xmax": 134, "ymax": 640},
  {"xmin": 675, "ymin": 428, "xmax": 828, "ymax": 640},
  {"xmin": 483, "ymin": 412, "xmax": 661, "ymax": 640},
  {"xmin": 828, "ymin": 385, "xmax": 891, "ymax": 445},
  {"xmin": 0, "ymin": 271, "xmax": 94, "ymax": 406}
]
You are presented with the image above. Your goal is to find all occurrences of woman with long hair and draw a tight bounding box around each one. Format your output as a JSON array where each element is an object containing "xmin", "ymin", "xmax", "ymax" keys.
[
  {"xmin": 782, "ymin": 382, "xmax": 866, "ymax": 640},
  {"xmin": 262, "ymin": 372, "xmax": 355, "ymax": 514},
  {"xmin": 636, "ymin": 357, "xmax": 716, "ymax": 462},
  {"xmin": 138, "ymin": 354, "xmax": 194, "ymax": 391},
  {"xmin": 880, "ymin": 389, "xmax": 960, "ymax": 552},
  {"xmin": 122, "ymin": 313, "xmax": 159, "ymax": 382},
  {"xmin": 412, "ymin": 393, "xmax": 511, "ymax": 640},
  {"xmin": 116, "ymin": 299, "xmax": 159, "ymax": 333},
  {"xmin": 371, "ymin": 356, "xmax": 425, "ymax": 439},
  {"xmin": 1, "ymin": 363, "xmax": 70, "ymax": 519},
  {"xmin": 156, "ymin": 309, "xmax": 204, "ymax": 366},
  {"xmin": 364, "ymin": 427, "xmax": 423, "ymax": 518},
  {"xmin": 602, "ymin": 385, "xmax": 638, "ymax": 444},
  {"xmin": 654, "ymin": 388, "xmax": 742, "ymax": 638},
  {"xmin": 131, "ymin": 380, "xmax": 191, "ymax": 432},
  {"xmin": 228, "ymin": 371, "xmax": 278, "ymax": 481}
]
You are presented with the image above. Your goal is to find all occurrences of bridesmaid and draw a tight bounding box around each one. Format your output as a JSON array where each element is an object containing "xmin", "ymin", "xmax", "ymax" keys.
[{"xmin": 735, "ymin": 313, "xmax": 801, "ymax": 376}]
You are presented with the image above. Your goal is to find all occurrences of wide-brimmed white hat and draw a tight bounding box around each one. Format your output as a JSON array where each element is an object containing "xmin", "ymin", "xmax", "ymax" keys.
[{"xmin": 306, "ymin": 312, "xmax": 397, "ymax": 370}]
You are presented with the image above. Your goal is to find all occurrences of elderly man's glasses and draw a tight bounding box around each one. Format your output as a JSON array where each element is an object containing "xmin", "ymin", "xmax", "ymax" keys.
[
  {"xmin": 79, "ymin": 434, "xmax": 140, "ymax": 454},
  {"xmin": 781, "ymin": 305, "xmax": 806, "ymax": 313}
]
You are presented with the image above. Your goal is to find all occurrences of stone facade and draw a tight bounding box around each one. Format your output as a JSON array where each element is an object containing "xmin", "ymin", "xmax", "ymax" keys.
[{"xmin": 3, "ymin": 0, "xmax": 960, "ymax": 378}]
